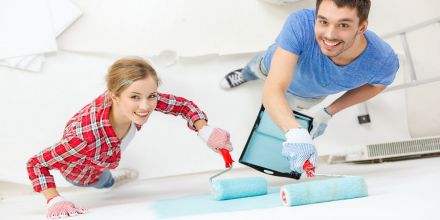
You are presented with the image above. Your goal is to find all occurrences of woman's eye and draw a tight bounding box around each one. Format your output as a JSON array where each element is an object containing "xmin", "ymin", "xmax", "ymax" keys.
[
  {"xmin": 131, "ymin": 96, "xmax": 140, "ymax": 100},
  {"xmin": 148, "ymin": 94, "xmax": 157, "ymax": 99}
]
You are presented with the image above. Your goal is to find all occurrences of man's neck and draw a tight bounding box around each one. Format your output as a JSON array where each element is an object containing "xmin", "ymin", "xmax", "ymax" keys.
[{"xmin": 330, "ymin": 34, "xmax": 367, "ymax": 66}]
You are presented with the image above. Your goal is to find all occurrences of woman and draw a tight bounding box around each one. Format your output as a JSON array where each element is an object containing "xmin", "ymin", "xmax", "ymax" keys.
[{"xmin": 26, "ymin": 57, "xmax": 233, "ymax": 219}]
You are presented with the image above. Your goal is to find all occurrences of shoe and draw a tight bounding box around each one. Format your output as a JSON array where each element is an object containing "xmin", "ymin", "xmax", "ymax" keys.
[
  {"xmin": 111, "ymin": 168, "xmax": 139, "ymax": 188},
  {"xmin": 220, "ymin": 69, "xmax": 248, "ymax": 89}
]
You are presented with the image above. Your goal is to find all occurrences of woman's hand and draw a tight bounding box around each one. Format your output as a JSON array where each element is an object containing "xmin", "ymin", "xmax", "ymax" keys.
[
  {"xmin": 47, "ymin": 196, "xmax": 88, "ymax": 219},
  {"xmin": 198, "ymin": 125, "xmax": 233, "ymax": 153}
]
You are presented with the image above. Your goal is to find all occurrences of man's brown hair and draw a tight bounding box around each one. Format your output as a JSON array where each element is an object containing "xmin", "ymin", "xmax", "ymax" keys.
[{"xmin": 316, "ymin": 0, "xmax": 371, "ymax": 24}]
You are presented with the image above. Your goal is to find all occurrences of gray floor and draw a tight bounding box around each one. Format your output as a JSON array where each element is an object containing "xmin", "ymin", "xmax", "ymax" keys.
[{"xmin": 1, "ymin": 156, "xmax": 439, "ymax": 220}]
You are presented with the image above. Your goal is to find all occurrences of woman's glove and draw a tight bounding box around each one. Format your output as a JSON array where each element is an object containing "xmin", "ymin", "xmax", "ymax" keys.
[
  {"xmin": 47, "ymin": 196, "xmax": 88, "ymax": 219},
  {"xmin": 198, "ymin": 125, "xmax": 233, "ymax": 153}
]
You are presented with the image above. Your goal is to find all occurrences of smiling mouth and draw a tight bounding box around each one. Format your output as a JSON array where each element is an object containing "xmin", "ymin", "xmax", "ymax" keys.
[
  {"xmin": 322, "ymin": 39, "xmax": 342, "ymax": 48},
  {"xmin": 134, "ymin": 112, "xmax": 149, "ymax": 118}
]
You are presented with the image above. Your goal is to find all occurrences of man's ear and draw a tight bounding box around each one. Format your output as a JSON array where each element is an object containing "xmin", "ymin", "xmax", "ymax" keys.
[{"xmin": 358, "ymin": 20, "xmax": 368, "ymax": 34}]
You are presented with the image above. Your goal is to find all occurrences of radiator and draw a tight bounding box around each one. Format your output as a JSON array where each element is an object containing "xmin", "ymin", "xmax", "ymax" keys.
[{"xmin": 345, "ymin": 136, "xmax": 440, "ymax": 162}]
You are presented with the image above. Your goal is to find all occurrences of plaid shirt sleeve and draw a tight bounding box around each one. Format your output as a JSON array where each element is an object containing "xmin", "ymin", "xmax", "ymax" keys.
[
  {"xmin": 155, "ymin": 93, "xmax": 208, "ymax": 131},
  {"xmin": 26, "ymin": 136, "xmax": 88, "ymax": 192}
]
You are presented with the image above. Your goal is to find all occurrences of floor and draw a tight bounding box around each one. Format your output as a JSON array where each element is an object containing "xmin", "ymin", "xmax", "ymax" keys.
[{"xmin": 1, "ymin": 156, "xmax": 439, "ymax": 220}]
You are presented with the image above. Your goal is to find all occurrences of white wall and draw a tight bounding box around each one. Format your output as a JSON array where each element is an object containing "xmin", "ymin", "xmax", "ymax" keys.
[
  {"xmin": 1, "ymin": 0, "xmax": 439, "ymax": 185},
  {"xmin": 373, "ymin": 1, "xmax": 440, "ymax": 138},
  {"xmin": 58, "ymin": 0, "xmax": 315, "ymax": 56}
]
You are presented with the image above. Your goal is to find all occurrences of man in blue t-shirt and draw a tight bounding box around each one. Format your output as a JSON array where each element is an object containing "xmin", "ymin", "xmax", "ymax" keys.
[{"xmin": 220, "ymin": 0, "xmax": 399, "ymax": 175}]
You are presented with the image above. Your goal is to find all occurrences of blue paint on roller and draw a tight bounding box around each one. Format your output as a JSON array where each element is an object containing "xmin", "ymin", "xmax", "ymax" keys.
[
  {"xmin": 152, "ymin": 188, "xmax": 281, "ymax": 218},
  {"xmin": 281, "ymin": 176, "xmax": 368, "ymax": 206},
  {"xmin": 152, "ymin": 176, "xmax": 368, "ymax": 218},
  {"xmin": 211, "ymin": 177, "xmax": 268, "ymax": 200}
]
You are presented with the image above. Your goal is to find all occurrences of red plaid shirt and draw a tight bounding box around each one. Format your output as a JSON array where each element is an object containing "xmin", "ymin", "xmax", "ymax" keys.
[{"xmin": 27, "ymin": 91, "xmax": 207, "ymax": 192}]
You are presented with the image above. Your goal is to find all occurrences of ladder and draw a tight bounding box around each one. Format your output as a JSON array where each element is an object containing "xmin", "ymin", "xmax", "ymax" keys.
[{"xmin": 357, "ymin": 17, "xmax": 440, "ymax": 124}]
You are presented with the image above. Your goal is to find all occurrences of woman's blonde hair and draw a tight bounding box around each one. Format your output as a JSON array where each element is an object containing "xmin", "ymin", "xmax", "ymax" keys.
[{"xmin": 106, "ymin": 57, "xmax": 160, "ymax": 96}]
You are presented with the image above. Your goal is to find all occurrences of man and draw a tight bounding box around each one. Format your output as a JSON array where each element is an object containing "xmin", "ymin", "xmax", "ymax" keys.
[{"xmin": 220, "ymin": 0, "xmax": 399, "ymax": 175}]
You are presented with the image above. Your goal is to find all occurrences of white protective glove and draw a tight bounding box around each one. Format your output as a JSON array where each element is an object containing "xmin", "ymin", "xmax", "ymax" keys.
[
  {"xmin": 310, "ymin": 107, "xmax": 332, "ymax": 139},
  {"xmin": 46, "ymin": 196, "xmax": 88, "ymax": 219},
  {"xmin": 198, "ymin": 125, "xmax": 233, "ymax": 153},
  {"xmin": 282, "ymin": 128, "xmax": 318, "ymax": 174}
]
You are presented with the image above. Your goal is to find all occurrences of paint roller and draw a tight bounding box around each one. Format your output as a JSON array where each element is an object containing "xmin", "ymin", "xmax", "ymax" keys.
[
  {"xmin": 210, "ymin": 149, "xmax": 268, "ymax": 200},
  {"xmin": 280, "ymin": 160, "xmax": 368, "ymax": 206}
]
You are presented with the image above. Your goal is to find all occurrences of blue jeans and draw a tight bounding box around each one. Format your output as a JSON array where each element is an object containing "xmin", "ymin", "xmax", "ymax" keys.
[
  {"xmin": 242, "ymin": 47, "xmax": 326, "ymax": 111},
  {"xmin": 241, "ymin": 51, "xmax": 268, "ymax": 81},
  {"xmin": 65, "ymin": 170, "xmax": 114, "ymax": 189}
]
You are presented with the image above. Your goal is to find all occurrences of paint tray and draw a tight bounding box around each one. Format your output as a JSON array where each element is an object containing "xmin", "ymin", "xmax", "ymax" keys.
[{"xmin": 239, "ymin": 105, "xmax": 313, "ymax": 179}]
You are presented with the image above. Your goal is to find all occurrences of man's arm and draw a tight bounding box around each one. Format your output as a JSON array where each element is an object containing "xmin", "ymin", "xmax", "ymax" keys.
[
  {"xmin": 326, "ymin": 84, "xmax": 386, "ymax": 115},
  {"xmin": 265, "ymin": 47, "xmax": 319, "ymax": 174},
  {"xmin": 263, "ymin": 47, "xmax": 300, "ymax": 132}
]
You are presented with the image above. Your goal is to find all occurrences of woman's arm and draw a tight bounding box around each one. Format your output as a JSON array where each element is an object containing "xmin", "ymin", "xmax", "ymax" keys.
[
  {"xmin": 27, "ymin": 136, "xmax": 88, "ymax": 193},
  {"xmin": 194, "ymin": 119, "xmax": 207, "ymax": 131},
  {"xmin": 42, "ymin": 188, "xmax": 60, "ymax": 201},
  {"xmin": 155, "ymin": 93, "xmax": 208, "ymax": 131},
  {"xmin": 155, "ymin": 93, "xmax": 233, "ymax": 152},
  {"xmin": 28, "ymin": 136, "xmax": 89, "ymax": 218}
]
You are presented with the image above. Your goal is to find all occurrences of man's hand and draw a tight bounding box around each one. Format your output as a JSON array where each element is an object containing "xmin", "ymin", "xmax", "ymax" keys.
[
  {"xmin": 310, "ymin": 108, "xmax": 332, "ymax": 139},
  {"xmin": 282, "ymin": 128, "xmax": 318, "ymax": 174}
]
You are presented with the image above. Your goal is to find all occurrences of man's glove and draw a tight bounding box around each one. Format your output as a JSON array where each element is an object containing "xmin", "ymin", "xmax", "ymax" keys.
[
  {"xmin": 198, "ymin": 125, "xmax": 233, "ymax": 153},
  {"xmin": 282, "ymin": 128, "xmax": 318, "ymax": 174},
  {"xmin": 310, "ymin": 107, "xmax": 332, "ymax": 139},
  {"xmin": 47, "ymin": 196, "xmax": 88, "ymax": 219}
]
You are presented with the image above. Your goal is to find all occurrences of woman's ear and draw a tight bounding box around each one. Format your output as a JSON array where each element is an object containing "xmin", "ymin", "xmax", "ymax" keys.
[{"xmin": 110, "ymin": 92, "xmax": 119, "ymax": 104}]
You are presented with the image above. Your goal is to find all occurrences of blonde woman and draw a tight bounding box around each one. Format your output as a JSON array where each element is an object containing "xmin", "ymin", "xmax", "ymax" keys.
[{"xmin": 27, "ymin": 57, "xmax": 233, "ymax": 218}]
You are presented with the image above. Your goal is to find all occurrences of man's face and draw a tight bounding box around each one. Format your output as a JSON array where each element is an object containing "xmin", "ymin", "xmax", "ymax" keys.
[{"xmin": 315, "ymin": 0, "xmax": 367, "ymax": 59}]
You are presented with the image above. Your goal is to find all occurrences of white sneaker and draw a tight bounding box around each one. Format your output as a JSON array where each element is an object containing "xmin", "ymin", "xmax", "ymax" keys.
[
  {"xmin": 220, "ymin": 69, "xmax": 248, "ymax": 89},
  {"xmin": 110, "ymin": 168, "xmax": 139, "ymax": 188}
]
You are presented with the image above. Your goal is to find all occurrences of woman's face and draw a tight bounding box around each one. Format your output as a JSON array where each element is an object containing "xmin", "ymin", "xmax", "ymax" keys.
[{"xmin": 112, "ymin": 77, "xmax": 158, "ymax": 125}]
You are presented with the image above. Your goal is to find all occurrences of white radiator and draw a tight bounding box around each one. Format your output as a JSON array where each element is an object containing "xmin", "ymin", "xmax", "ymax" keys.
[{"xmin": 345, "ymin": 136, "xmax": 440, "ymax": 162}]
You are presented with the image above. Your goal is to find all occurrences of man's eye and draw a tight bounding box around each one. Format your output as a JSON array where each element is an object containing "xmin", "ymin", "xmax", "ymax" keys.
[{"xmin": 319, "ymin": 20, "xmax": 327, "ymax": 25}]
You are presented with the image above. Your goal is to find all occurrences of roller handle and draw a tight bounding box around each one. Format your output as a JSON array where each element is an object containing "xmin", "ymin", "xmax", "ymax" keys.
[
  {"xmin": 220, "ymin": 148, "xmax": 234, "ymax": 168},
  {"xmin": 303, "ymin": 160, "xmax": 315, "ymax": 177}
]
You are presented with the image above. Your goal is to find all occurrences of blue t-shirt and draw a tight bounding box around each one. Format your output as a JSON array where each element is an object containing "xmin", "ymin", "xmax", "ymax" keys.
[{"xmin": 262, "ymin": 9, "xmax": 399, "ymax": 98}]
